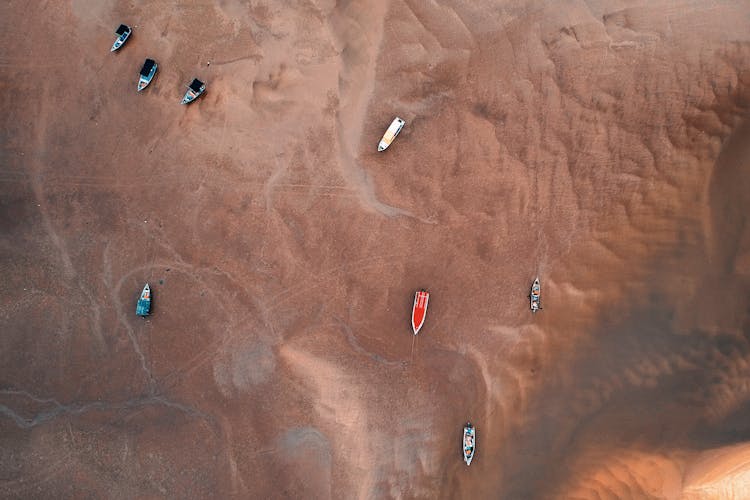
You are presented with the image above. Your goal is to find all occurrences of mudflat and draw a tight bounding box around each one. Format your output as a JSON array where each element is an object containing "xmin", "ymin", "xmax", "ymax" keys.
[{"xmin": 1, "ymin": 0, "xmax": 749, "ymax": 498}]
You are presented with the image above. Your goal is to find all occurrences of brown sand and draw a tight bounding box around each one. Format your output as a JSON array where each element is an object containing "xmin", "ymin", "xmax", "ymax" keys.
[{"xmin": 1, "ymin": 0, "xmax": 750, "ymax": 498}]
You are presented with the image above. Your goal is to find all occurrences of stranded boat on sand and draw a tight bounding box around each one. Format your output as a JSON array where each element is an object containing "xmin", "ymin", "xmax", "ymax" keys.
[
  {"xmin": 463, "ymin": 423, "xmax": 475, "ymax": 465},
  {"xmin": 412, "ymin": 290, "xmax": 429, "ymax": 335},
  {"xmin": 181, "ymin": 78, "xmax": 206, "ymax": 104},
  {"xmin": 136, "ymin": 284, "xmax": 151, "ymax": 316},
  {"xmin": 138, "ymin": 59, "xmax": 157, "ymax": 92},
  {"xmin": 530, "ymin": 277, "xmax": 541, "ymax": 313},
  {"xmin": 378, "ymin": 117, "xmax": 405, "ymax": 151},
  {"xmin": 111, "ymin": 24, "xmax": 131, "ymax": 52}
]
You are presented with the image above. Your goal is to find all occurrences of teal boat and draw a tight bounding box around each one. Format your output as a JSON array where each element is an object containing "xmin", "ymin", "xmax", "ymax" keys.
[
  {"xmin": 136, "ymin": 284, "xmax": 151, "ymax": 316},
  {"xmin": 138, "ymin": 59, "xmax": 157, "ymax": 92},
  {"xmin": 111, "ymin": 24, "xmax": 131, "ymax": 52},
  {"xmin": 181, "ymin": 79, "xmax": 205, "ymax": 104}
]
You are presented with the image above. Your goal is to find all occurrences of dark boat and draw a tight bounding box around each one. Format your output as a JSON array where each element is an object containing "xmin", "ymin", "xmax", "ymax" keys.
[
  {"xmin": 111, "ymin": 24, "xmax": 131, "ymax": 52},
  {"xmin": 138, "ymin": 59, "xmax": 157, "ymax": 91},
  {"xmin": 181, "ymin": 78, "xmax": 206, "ymax": 104}
]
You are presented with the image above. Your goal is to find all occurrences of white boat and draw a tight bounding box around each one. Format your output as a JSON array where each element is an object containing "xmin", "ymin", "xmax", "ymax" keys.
[
  {"xmin": 378, "ymin": 117, "xmax": 405, "ymax": 151},
  {"xmin": 530, "ymin": 278, "xmax": 541, "ymax": 313},
  {"xmin": 463, "ymin": 423, "xmax": 475, "ymax": 465},
  {"xmin": 138, "ymin": 59, "xmax": 157, "ymax": 92},
  {"xmin": 181, "ymin": 78, "xmax": 206, "ymax": 104},
  {"xmin": 111, "ymin": 24, "xmax": 131, "ymax": 52}
]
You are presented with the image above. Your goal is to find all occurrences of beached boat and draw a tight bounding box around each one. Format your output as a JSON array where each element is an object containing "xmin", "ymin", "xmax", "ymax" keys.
[
  {"xmin": 181, "ymin": 78, "xmax": 206, "ymax": 104},
  {"xmin": 136, "ymin": 284, "xmax": 151, "ymax": 316},
  {"xmin": 378, "ymin": 117, "xmax": 405, "ymax": 151},
  {"xmin": 463, "ymin": 423, "xmax": 475, "ymax": 466},
  {"xmin": 530, "ymin": 277, "xmax": 541, "ymax": 313},
  {"xmin": 111, "ymin": 24, "xmax": 131, "ymax": 52},
  {"xmin": 411, "ymin": 290, "xmax": 429, "ymax": 335},
  {"xmin": 138, "ymin": 59, "xmax": 157, "ymax": 92}
]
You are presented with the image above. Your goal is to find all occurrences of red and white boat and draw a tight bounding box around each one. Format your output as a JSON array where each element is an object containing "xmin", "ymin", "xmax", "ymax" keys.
[{"xmin": 411, "ymin": 290, "xmax": 429, "ymax": 335}]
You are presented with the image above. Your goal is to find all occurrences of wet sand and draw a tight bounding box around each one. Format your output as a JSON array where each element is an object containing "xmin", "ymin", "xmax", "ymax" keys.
[{"xmin": 1, "ymin": 0, "xmax": 750, "ymax": 498}]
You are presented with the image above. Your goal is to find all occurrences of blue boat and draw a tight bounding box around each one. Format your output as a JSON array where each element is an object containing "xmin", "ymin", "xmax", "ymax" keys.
[
  {"xmin": 181, "ymin": 79, "xmax": 206, "ymax": 104},
  {"xmin": 138, "ymin": 59, "xmax": 157, "ymax": 92},
  {"xmin": 136, "ymin": 284, "xmax": 151, "ymax": 316},
  {"xmin": 111, "ymin": 24, "xmax": 131, "ymax": 52}
]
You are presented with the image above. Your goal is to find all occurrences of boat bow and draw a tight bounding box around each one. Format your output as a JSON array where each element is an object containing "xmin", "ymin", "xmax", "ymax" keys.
[{"xmin": 411, "ymin": 290, "xmax": 429, "ymax": 335}]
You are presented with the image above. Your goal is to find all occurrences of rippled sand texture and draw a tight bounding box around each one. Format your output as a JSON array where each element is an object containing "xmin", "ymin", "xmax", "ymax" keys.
[{"xmin": 1, "ymin": 0, "xmax": 750, "ymax": 498}]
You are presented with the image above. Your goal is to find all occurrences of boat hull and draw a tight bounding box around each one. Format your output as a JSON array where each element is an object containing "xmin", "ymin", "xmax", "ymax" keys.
[
  {"xmin": 463, "ymin": 424, "xmax": 475, "ymax": 465},
  {"xmin": 181, "ymin": 89, "xmax": 205, "ymax": 104},
  {"xmin": 182, "ymin": 79, "xmax": 206, "ymax": 104},
  {"xmin": 111, "ymin": 39, "xmax": 125, "ymax": 52},
  {"xmin": 530, "ymin": 278, "xmax": 541, "ymax": 313},
  {"xmin": 378, "ymin": 117, "xmax": 405, "ymax": 151},
  {"xmin": 136, "ymin": 284, "xmax": 151, "ymax": 316},
  {"xmin": 411, "ymin": 290, "xmax": 429, "ymax": 335},
  {"xmin": 111, "ymin": 32, "xmax": 130, "ymax": 52},
  {"xmin": 138, "ymin": 61, "xmax": 157, "ymax": 91}
]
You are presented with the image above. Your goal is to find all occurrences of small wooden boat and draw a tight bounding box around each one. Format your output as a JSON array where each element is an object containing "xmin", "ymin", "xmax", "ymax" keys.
[
  {"xmin": 411, "ymin": 290, "xmax": 429, "ymax": 335},
  {"xmin": 463, "ymin": 423, "xmax": 475, "ymax": 465},
  {"xmin": 378, "ymin": 117, "xmax": 405, "ymax": 151},
  {"xmin": 181, "ymin": 78, "xmax": 206, "ymax": 104},
  {"xmin": 530, "ymin": 277, "xmax": 541, "ymax": 313},
  {"xmin": 111, "ymin": 24, "xmax": 131, "ymax": 52},
  {"xmin": 136, "ymin": 284, "xmax": 151, "ymax": 316},
  {"xmin": 138, "ymin": 59, "xmax": 157, "ymax": 92}
]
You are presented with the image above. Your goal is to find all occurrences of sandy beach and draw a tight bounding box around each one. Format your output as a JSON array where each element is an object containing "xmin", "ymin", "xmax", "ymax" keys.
[{"xmin": 1, "ymin": 0, "xmax": 749, "ymax": 498}]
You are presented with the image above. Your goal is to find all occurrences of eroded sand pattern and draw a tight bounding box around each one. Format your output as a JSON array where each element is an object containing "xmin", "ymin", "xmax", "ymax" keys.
[{"xmin": 1, "ymin": 0, "xmax": 749, "ymax": 498}]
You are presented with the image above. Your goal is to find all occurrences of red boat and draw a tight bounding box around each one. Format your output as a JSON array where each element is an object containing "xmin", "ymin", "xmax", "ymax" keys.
[{"xmin": 412, "ymin": 290, "xmax": 429, "ymax": 335}]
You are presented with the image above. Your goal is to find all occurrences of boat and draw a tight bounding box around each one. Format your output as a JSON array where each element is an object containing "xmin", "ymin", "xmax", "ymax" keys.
[
  {"xmin": 463, "ymin": 423, "xmax": 475, "ymax": 465},
  {"xmin": 138, "ymin": 59, "xmax": 157, "ymax": 92},
  {"xmin": 530, "ymin": 277, "xmax": 541, "ymax": 313},
  {"xmin": 111, "ymin": 24, "xmax": 131, "ymax": 52},
  {"xmin": 181, "ymin": 78, "xmax": 206, "ymax": 104},
  {"xmin": 136, "ymin": 284, "xmax": 151, "ymax": 316},
  {"xmin": 411, "ymin": 290, "xmax": 429, "ymax": 335},
  {"xmin": 377, "ymin": 117, "xmax": 405, "ymax": 151}
]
